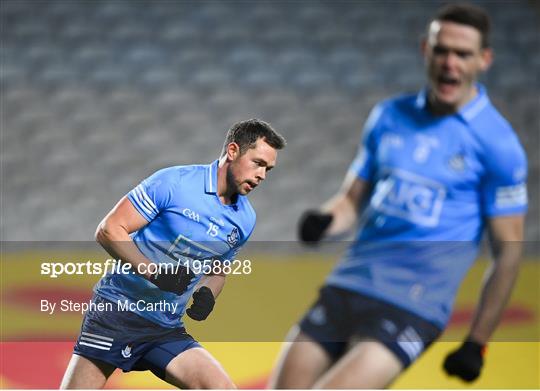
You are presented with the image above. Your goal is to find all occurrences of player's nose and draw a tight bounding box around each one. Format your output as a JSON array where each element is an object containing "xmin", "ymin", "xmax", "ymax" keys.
[{"xmin": 442, "ymin": 51, "xmax": 459, "ymax": 69}]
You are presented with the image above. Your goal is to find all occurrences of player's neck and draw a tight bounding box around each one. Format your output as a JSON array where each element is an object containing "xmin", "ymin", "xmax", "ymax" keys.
[
  {"xmin": 428, "ymin": 85, "xmax": 478, "ymax": 116},
  {"xmin": 216, "ymin": 159, "xmax": 238, "ymax": 205}
]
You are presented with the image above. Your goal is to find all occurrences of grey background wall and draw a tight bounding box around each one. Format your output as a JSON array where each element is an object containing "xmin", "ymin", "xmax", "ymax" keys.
[{"xmin": 1, "ymin": 0, "xmax": 538, "ymax": 242}]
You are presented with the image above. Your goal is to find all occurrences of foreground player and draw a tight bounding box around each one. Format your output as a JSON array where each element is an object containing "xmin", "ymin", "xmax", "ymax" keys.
[
  {"xmin": 61, "ymin": 119, "xmax": 285, "ymax": 389},
  {"xmin": 270, "ymin": 3, "xmax": 527, "ymax": 389}
]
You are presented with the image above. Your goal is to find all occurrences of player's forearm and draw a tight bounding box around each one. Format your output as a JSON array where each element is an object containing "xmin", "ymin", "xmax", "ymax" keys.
[
  {"xmin": 95, "ymin": 222, "xmax": 153, "ymax": 278},
  {"xmin": 321, "ymin": 194, "xmax": 358, "ymax": 237},
  {"xmin": 468, "ymin": 242, "xmax": 522, "ymax": 344},
  {"xmin": 321, "ymin": 175, "xmax": 370, "ymax": 238},
  {"xmin": 198, "ymin": 273, "xmax": 226, "ymax": 299}
]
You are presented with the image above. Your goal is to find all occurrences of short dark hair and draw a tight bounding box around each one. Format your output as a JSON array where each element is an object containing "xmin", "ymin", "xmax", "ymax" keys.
[
  {"xmin": 221, "ymin": 119, "xmax": 286, "ymax": 157},
  {"xmin": 433, "ymin": 3, "xmax": 491, "ymax": 48}
]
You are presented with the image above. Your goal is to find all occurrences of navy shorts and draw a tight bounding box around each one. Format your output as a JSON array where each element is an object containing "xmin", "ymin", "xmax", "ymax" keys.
[
  {"xmin": 299, "ymin": 285, "xmax": 442, "ymax": 368},
  {"xmin": 73, "ymin": 295, "xmax": 201, "ymax": 379}
]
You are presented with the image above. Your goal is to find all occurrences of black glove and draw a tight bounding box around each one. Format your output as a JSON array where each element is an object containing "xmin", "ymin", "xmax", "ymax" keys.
[
  {"xmin": 147, "ymin": 263, "xmax": 195, "ymax": 295},
  {"xmin": 186, "ymin": 286, "xmax": 215, "ymax": 321},
  {"xmin": 443, "ymin": 339, "xmax": 485, "ymax": 382},
  {"xmin": 298, "ymin": 210, "xmax": 333, "ymax": 244}
]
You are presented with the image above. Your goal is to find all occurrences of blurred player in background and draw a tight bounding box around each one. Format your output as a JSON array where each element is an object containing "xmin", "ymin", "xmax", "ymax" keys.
[
  {"xmin": 270, "ymin": 3, "xmax": 527, "ymax": 389},
  {"xmin": 61, "ymin": 119, "xmax": 285, "ymax": 389}
]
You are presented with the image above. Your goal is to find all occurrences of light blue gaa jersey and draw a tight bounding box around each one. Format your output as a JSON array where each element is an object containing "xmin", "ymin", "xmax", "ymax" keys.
[
  {"xmin": 327, "ymin": 85, "xmax": 528, "ymax": 328},
  {"xmin": 94, "ymin": 160, "xmax": 256, "ymax": 328}
]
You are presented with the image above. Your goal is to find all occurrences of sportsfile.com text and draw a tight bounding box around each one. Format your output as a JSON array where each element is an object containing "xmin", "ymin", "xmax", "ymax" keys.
[{"xmin": 40, "ymin": 259, "xmax": 252, "ymax": 278}]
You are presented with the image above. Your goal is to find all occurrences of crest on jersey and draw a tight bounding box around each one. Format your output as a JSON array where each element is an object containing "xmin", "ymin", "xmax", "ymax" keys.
[
  {"xmin": 308, "ymin": 305, "xmax": 327, "ymax": 326},
  {"xmin": 227, "ymin": 227, "xmax": 239, "ymax": 247},
  {"xmin": 448, "ymin": 153, "xmax": 466, "ymax": 171}
]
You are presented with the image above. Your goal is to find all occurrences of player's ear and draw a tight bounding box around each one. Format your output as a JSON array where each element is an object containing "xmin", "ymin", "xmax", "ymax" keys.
[
  {"xmin": 226, "ymin": 142, "xmax": 240, "ymax": 161},
  {"xmin": 479, "ymin": 47, "xmax": 493, "ymax": 72},
  {"xmin": 420, "ymin": 37, "xmax": 428, "ymax": 57}
]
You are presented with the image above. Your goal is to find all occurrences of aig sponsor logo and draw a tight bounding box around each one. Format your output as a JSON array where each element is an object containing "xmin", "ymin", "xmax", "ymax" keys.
[
  {"xmin": 182, "ymin": 208, "xmax": 200, "ymax": 223},
  {"xmin": 371, "ymin": 169, "xmax": 446, "ymax": 227}
]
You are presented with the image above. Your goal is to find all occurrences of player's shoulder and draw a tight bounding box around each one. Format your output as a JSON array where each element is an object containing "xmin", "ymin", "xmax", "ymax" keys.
[
  {"xmin": 362, "ymin": 93, "xmax": 417, "ymax": 137},
  {"xmin": 379, "ymin": 92, "xmax": 417, "ymax": 109},
  {"xmin": 469, "ymin": 103, "xmax": 523, "ymax": 154},
  {"xmin": 371, "ymin": 93, "xmax": 418, "ymax": 120},
  {"xmin": 143, "ymin": 164, "xmax": 210, "ymax": 195},
  {"xmin": 385, "ymin": 92, "xmax": 417, "ymax": 105},
  {"xmin": 471, "ymin": 103, "xmax": 515, "ymax": 137},
  {"xmin": 173, "ymin": 162, "xmax": 209, "ymax": 174},
  {"xmin": 242, "ymin": 198, "xmax": 257, "ymax": 239},
  {"xmin": 154, "ymin": 163, "xmax": 209, "ymax": 180},
  {"xmin": 467, "ymin": 104, "xmax": 527, "ymax": 174},
  {"xmin": 238, "ymin": 196, "xmax": 257, "ymax": 225}
]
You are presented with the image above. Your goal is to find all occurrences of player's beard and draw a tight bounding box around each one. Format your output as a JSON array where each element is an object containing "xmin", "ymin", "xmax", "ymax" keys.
[{"xmin": 225, "ymin": 165, "xmax": 244, "ymax": 197}]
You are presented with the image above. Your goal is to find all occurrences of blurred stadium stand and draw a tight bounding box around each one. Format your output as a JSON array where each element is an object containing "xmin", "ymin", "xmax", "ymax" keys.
[{"xmin": 1, "ymin": 0, "xmax": 538, "ymax": 242}]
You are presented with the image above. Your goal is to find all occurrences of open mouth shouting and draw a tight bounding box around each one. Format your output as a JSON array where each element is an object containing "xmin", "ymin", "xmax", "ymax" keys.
[{"xmin": 437, "ymin": 74, "xmax": 461, "ymax": 94}]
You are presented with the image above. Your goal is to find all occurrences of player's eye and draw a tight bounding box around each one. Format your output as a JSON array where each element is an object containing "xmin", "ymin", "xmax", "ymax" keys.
[
  {"xmin": 433, "ymin": 46, "xmax": 448, "ymax": 55},
  {"xmin": 456, "ymin": 50, "xmax": 473, "ymax": 59}
]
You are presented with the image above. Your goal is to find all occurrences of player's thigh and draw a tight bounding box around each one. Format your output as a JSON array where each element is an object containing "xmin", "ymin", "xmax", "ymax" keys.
[
  {"xmin": 268, "ymin": 327, "xmax": 333, "ymax": 389},
  {"xmin": 313, "ymin": 339, "xmax": 403, "ymax": 389},
  {"xmin": 164, "ymin": 347, "xmax": 235, "ymax": 389},
  {"xmin": 60, "ymin": 353, "xmax": 116, "ymax": 389}
]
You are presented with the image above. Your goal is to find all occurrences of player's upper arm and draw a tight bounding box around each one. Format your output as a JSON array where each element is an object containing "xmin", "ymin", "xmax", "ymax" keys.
[
  {"xmin": 487, "ymin": 215, "xmax": 524, "ymax": 242},
  {"xmin": 127, "ymin": 167, "xmax": 178, "ymax": 222},
  {"xmin": 335, "ymin": 103, "xmax": 384, "ymax": 208},
  {"xmin": 340, "ymin": 171, "xmax": 372, "ymax": 213},
  {"xmin": 486, "ymin": 214, "xmax": 524, "ymax": 261},
  {"xmin": 480, "ymin": 131, "xmax": 527, "ymax": 260},
  {"xmin": 480, "ymin": 133, "xmax": 528, "ymax": 217},
  {"xmin": 322, "ymin": 105, "xmax": 382, "ymax": 218},
  {"xmin": 97, "ymin": 196, "xmax": 150, "ymax": 238},
  {"xmin": 347, "ymin": 104, "xmax": 384, "ymax": 183},
  {"xmin": 97, "ymin": 167, "xmax": 179, "ymax": 239}
]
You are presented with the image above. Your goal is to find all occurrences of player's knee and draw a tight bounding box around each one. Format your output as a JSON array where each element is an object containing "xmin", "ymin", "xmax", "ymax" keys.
[
  {"xmin": 190, "ymin": 374, "xmax": 235, "ymax": 389},
  {"xmin": 166, "ymin": 358, "xmax": 235, "ymax": 389},
  {"xmin": 215, "ymin": 377, "xmax": 236, "ymax": 389},
  {"xmin": 204, "ymin": 370, "xmax": 236, "ymax": 389}
]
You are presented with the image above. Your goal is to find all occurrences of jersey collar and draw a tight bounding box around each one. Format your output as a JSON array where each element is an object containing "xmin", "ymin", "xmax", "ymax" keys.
[
  {"xmin": 204, "ymin": 159, "xmax": 243, "ymax": 208},
  {"xmin": 204, "ymin": 159, "xmax": 219, "ymax": 194},
  {"xmin": 459, "ymin": 84, "xmax": 490, "ymax": 122},
  {"xmin": 415, "ymin": 83, "xmax": 490, "ymax": 123}
]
